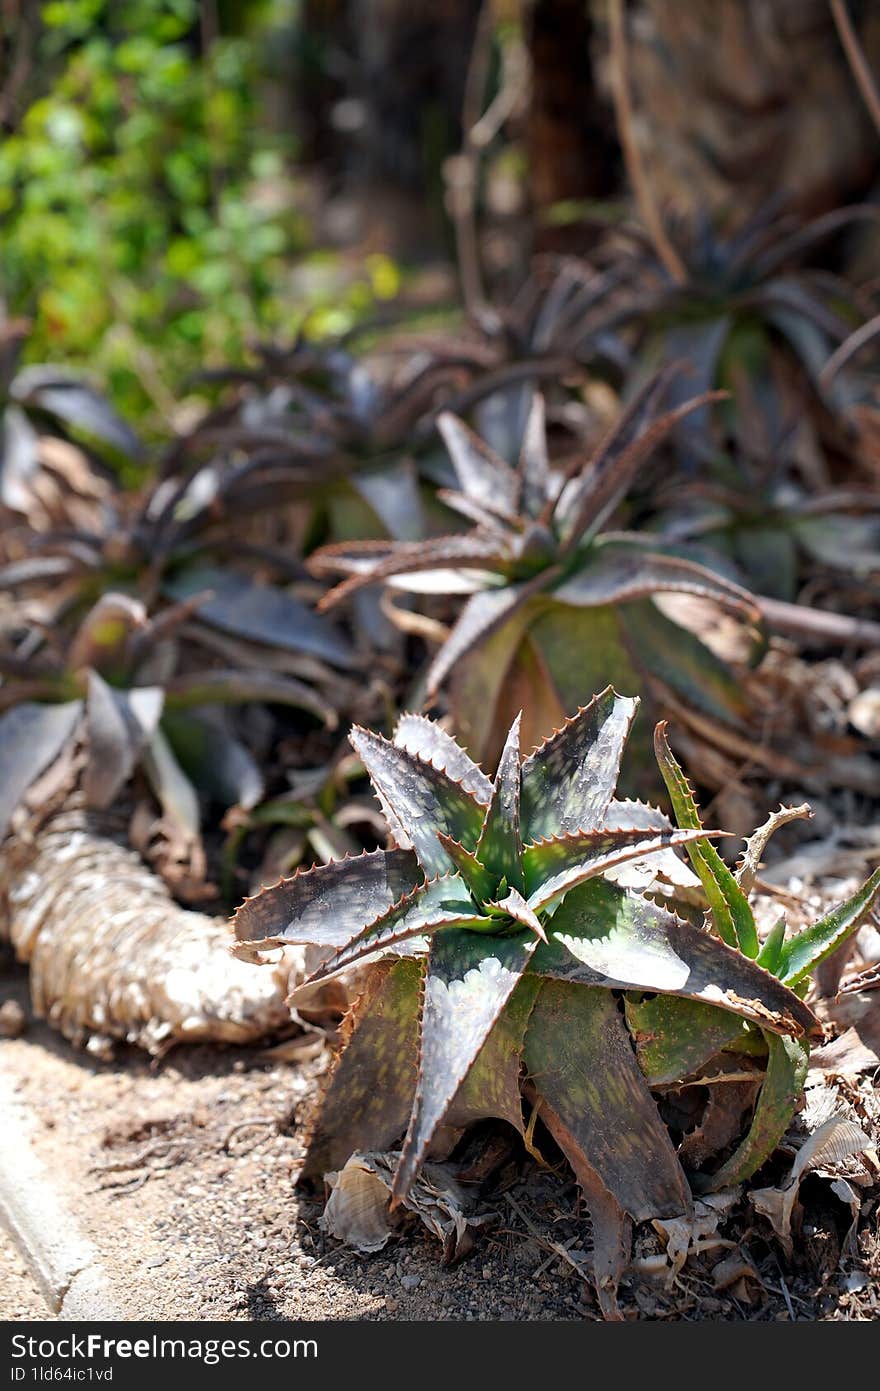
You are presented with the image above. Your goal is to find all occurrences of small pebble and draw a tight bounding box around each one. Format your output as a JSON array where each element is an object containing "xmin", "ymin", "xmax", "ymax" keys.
[
  {"xmin": 400, "ymin": 1274, "xmax": 421, "ymax": 1291},
  {"xmin": 0, "ymin": 1000, "xmax": 27, "ymax": 1039}
]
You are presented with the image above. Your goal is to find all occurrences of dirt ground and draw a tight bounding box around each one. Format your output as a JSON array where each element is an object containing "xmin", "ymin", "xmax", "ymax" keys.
[{"xmin": 2, "ymin": 954, "xmax": 879, "ymax": 1325}]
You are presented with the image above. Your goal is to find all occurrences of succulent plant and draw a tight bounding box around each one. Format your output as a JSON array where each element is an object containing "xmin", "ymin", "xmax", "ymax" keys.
[
  {"xmin": 1, "ymin": 313, "xmax": 140, "ymax": 530},
  {"xmin": 311, "ymin": 368, "xmax": 762, "ymax": 770},
  {"xmin": 652, "ymin": 466, "xmax": 880, "ymax": 604},
  {"xmin": 165, "ymin": 332, "xmax": 492, "ymax": 551},
  {"xmin": 234, "ymin": 692, "xmax": 879, "ymax": 1309},
  {"xmin": 598, "ymin": 203, "xmax": 880, "ymax": 466}
]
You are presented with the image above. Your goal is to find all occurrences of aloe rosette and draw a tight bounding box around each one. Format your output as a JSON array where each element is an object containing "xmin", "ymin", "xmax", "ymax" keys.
[
  {"xmin": 310, "ymin": 368, "xmax": 763, "ymax": 771},
  {"xmin": 234, "ymin": 689, "xmax": 880, "ymax": 1304}
]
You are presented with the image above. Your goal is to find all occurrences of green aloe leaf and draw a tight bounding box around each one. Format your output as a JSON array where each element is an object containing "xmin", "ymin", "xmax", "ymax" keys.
[
  {"xmin": 524, "ymin": 981, "xmax": 692, "ymax": 1221},
  {"xmin": 756, "ymin": 918, "xmax": 787, "ymax": 974},
  {"xmin": 654, "ymin": 722, "xmax": 759, "ymax": 957},
  {"xmin": 530, "ymin": 879, "xmax": 816, "ymax": 1036},
  {"xmin": 554, "ymin": 545, "xmax": 757, "ymax": 621},
  {"xmin": 164, "ymin": 669, "xmax": 336, "ymax": 726},
  {"xmin": 443, "ymin": 974, "xmax": 541, "ymax": 1135},
  {"xmin": 350, "ymin": 726, "xmax": 487, "ymax": 876},
  {"xmin": 302, "ymin": 958, "xmax": 422, "ymax": 1179},
  {"xmin": 474, "ymin": 714, "xmax": 524, "ymax": 893},
  {"xmin": 692, "ymin": 1032, "xmax": 810, "ymax": 1192},
  {"xmin": 520, "ymin": 687, "xmax": 637, "ymax": 843},
  {"xmin": 621, "ymin": 600, "xmax": 750, "ymax": 727},
  {"xmin": 391, "ymin": 927, "xmax": 538, "ymax": 1205},
  {"xmin": 775, "ymin": 866, "xmax": 880, "ymax": 988},
  {"xmin": 625, "ymin": 994, "xmax": 748, "ymax": 1086},
  {"xmin": 393, "ymin": 713, "xmax": 493, "ymax": 804},
  {"xmin": 435, "ymin": 833, "xmax": 499, "ymax": 902},
  {"xmin": 558, "ymin": 364, "xmax": 682, "ymax": 548},
  {"xmin": 165, "ymin": 566, "xmax": 355, "ymax": 670},
  {"xmin": 489, "ymin": 885, "xmax": 547, "ymax": 941},
  {"xmin": 518, "ymin": 392, "xmax": 551, "ymax": 517},
  {"xmin": 306, "ymin": 874, "xmax": 491, "ymax": 984},
  {"xmin": 316, "ymin": 535, "xmax": 511, "ymax": 610},
  {"xmin": 436, "ymin": 411, "xmax": 521, "ymax": 520},
  {"xmin": 233, "ymin": 847, "xmax": 423, "ymax": 949},
  {"xmin": 426, "ymin": 577, "xmax": 549, "ymax": 697},
  {"xmin": 524, "ymin": 825, "xmax": 718, "ymax": 913}
]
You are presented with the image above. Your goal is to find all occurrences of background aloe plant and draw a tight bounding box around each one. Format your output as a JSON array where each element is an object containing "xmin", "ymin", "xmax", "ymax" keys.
[
  {"xmin": 234, "ymin": 689, "xmax": 880, "ymax": 1312},
  {"xmin": 312, "ymin": 369, "xmax": 763, "ymax": 774}
]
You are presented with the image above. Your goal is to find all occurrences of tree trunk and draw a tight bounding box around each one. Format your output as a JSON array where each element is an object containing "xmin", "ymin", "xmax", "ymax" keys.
[
  {"xmin": 1, "ymin": 804, "xmax": 294, "ymax": 1056},
  {"xmin": 526, "ymin": 0, "xmax": 618, "ymax": 252},
  {"xmin": 624, "ymin": 0, "xmax": 880, "ymax": 226}
]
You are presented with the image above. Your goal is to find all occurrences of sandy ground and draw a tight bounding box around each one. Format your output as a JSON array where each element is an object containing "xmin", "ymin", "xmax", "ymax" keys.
[
  {"xmin": 1, "ymin": 957, "xmax": 878, "ymax": 1324},
  {"xmin": 0, "ymin": 1226, "xmax": 46, "ymax": 1320}
]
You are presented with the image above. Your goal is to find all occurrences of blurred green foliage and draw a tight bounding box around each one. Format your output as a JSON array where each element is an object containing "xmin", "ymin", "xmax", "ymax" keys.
[{"xmin": 0, "ymin": 0, "xmax": 400, "ymax": 431}]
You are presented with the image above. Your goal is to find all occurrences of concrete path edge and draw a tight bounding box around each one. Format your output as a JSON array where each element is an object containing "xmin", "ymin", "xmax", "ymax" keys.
[{"xmin": 0, "ymin": 1071, "xmax": 124, "ymax": 1319}]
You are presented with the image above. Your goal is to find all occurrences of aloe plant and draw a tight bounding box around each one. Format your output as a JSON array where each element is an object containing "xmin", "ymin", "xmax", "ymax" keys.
[
  {"xmin": 597, "ymin": 203, "xmax": 880, "ymax": 460},
  {"xmin": 1, "ymin": 313, "xmax": 141, "ymax": 527},
  {"xmin": 234, "ymin": 691, "xmax": 879, "ymax": 1308},
  {"xmin": 312, "ymin": 368, "xmax": 762, "ymax": 770}
]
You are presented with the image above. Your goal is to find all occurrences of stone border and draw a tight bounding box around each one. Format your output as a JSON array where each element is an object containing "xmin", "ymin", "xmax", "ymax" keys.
[{"xmin": 0, "ymin": 1071, "xmax": 123, "ymax": 1319}]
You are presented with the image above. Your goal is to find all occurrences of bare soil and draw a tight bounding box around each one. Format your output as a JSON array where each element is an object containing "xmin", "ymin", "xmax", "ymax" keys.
[{"xmin": 1, "ymin": 959, "xmax": 878, "ymax": 1324}]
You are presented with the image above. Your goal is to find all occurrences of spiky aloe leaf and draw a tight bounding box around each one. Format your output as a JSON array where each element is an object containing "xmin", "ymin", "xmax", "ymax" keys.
[
  {"xmin": 518, "ymin": 392, "xmax": 551, "ymax": 517},
  {"xmin": 756, "ymin": 919, "xmax": 787, "ymax": 974},
  {"xmin": 524, "ymin": 981, "xmax": 692, "ymax": 1220},
  {"xmin": 302, "ymin": 958, "xmax": 421, "ymax": 1179},
  {"xmin": 736, "ymin": 804, "xmax": 813, "ymax": 895},
  {"xmin": 530, "ymin": 880, "xmax": 816, "ymax": 1036},
  {"xmin": 520, "ymin": 688, "xmax": 637, "ymax": 842},
  {"xmin": 165, "ymin": 566, "xmax": 355, "ymax": 669},
  {"xmin": 604, "ymin": 798, "xmax": 704, "ymax": 894},
  {"xmin": 233, "ymin": 847, "xmax": 423, "ymax": 949},
  {"xmin": 305, "ymin": 874, "xmax": 491, "ymax": 984},
  {"xmin": 393, "ymin": 713, "xmax": 493, "ymax": 803},
  {"xmin": 84, "ymin": 674, "xmax": 163, "ymax": 810},
  {"xmin": 442, "ymin": 974, "xmax": 541, "ymax": 1135},
  {"xmin": 391, "ymin": 928, "xmax": 539, "ymax": 1205},
  {"xmin": 619, "ymin": 600, "xmax": 752, "ymax": 727},
  {"xmin": 350, "ymin": 727, "xmax": 487, "ymax": 876},
  {"xmin": 0, "ymin": 699, "xmax": 83, "ymax": 840},
  {"xmin": 775, "ymin": 867, "xmax": 880, "ymax": 988},
  {"xmin": 164, "ymin": 669, "xmax": 336, "ymax": 726},
  {"xmin": 624, "ymin": 994, "xmax": 748, "ymax": 1086},
  {"xmin": 654, "ymin": 723, "xmax": 759, "ymax": 957},
  {"xmin": 474, "ymin": 715, "xmax": 524, "ymax": 893},
  {"xmin": 553, "ymin": 545, "xmax": 758, "ymax": 622},
  {"xmin": 523, "ymin": 825, "xmax": 721, "ymax": 913},
  {"xmin": 556, "ymin": 365, "xmax": 681, "ymax": 548},
  {"xmin": 315, "ymin": 535, "xmax": 511, "ymax": 610},
  {"xmin": 435, "ymin": 833, "xmax": 498, "ymax": 902},
  {"xmin": 692, "ymin": 1033, "xmax": 810, "ymax": 1193},
  {"xmin": 489, "ymin": 886, "xmax": 547, "ymax": 942},
  {"xmin": 425, "ymin": 576, "xmax": 551, "ymax": 696},
  {"xmin": 436, "ymin": 411, "xmax": 521, "ymax": 520}
]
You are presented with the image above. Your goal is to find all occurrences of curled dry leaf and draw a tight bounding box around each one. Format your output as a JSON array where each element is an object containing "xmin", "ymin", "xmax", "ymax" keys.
[
  {"xmin": 321, "ymin": 1150, "xmax": 491, "ymax": 1262},
  {"xmin": 748, "ymin": 1113, "xmax": 873, "ymax": 1257}
]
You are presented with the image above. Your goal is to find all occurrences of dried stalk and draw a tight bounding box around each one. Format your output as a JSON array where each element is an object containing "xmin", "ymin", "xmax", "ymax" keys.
[
  {"xmin": 607, "ymin": 0, "xmax": 686, "ymax": 283},
  {"xmin": 1, "ymin": 804, "xmax": 294, "ymax": 1055},
  {"xmin": 830, "ymin": 0, "xmax": 880, "ymax": 139}
]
